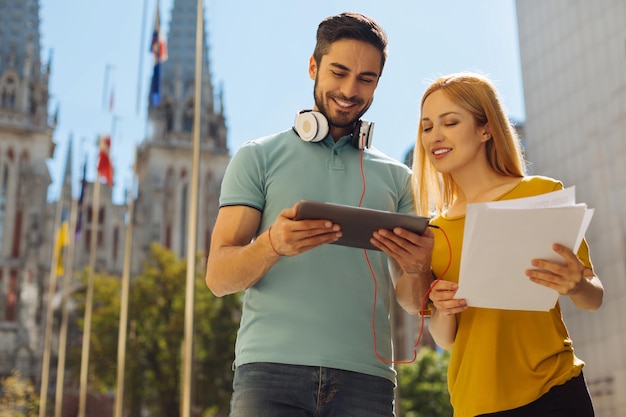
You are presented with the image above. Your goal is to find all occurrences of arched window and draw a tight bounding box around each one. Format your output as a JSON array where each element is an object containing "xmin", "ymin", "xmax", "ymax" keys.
[
  {"xmin": 0, "ymin": 75, "xmax": 17, "ymax": 109},
  {"xmin": 164, "ymin": 102, "xmax": 174, "ymax": 132},
  {"xmin": 182, "ymin": 100, "xmax": 194, "ymax": 132}
]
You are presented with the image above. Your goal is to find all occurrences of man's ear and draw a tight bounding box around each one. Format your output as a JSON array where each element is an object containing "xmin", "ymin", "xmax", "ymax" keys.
[{"xmin": 308, "ymin": 56, "xmax": 317, "ymax": 80}]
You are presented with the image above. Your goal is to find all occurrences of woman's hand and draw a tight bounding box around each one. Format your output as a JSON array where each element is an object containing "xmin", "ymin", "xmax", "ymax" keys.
[
  {"xmin": 429, "ymin": 279, "xmax": 467, "ymax": 316},
  {"xmin": 526, "ymin": 243, "xmax": 587, "ymax": 296},
  {"xmin": 526, "ymin": 243, "xmax": 603, "ymax": 311}
]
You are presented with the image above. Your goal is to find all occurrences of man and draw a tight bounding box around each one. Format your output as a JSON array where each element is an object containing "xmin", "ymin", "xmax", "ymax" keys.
[{"xmin": 206, "ymin": 12, "xmax": 434, "ymax": 417}]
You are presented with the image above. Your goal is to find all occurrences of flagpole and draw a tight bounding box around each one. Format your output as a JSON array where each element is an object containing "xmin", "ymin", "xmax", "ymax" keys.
[
  {"xmin": 38, "ymin": 195, "xmax": 65, "ymax": 417},
  {"xmin": 136, "ymin": 0, "xmax": 149, "ymax": 115},
  {"xmin": 181, "ymin": 0, "xmax": 203, "ymax": 415},
  {"xmin": 111, "ymin": 116, "xmax": 120, "ymax": 143},
  {"xmin": 113, "ymin": 147, "xmax": 138, "ymax": 417},
  {"xmin": 102, "ymin": 64, "xmax": 113, "ymax": 111},
  {"xmin": 78, "ymin": 177, "xmax": 101, "ymax": 417},
  {"xmin": 53, "ymin": 196, "xmax": 79, "ymax": 417}
]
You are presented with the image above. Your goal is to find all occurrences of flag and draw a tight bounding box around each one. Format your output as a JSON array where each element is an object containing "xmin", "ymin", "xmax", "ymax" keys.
[
  {"xmin": 97, "ymin": 135, "xmax": 114, "ymax": 186},
  {"xmin": 76, "ymin": 158, "xmax": 88, "ymax": 238},
  {"xmin": 149, "ymin": 2, "xmax": 168, "ymax": 107},
  {"xmin": 54, "ymin": 209, "xmax": 69, "ymax": 276}
]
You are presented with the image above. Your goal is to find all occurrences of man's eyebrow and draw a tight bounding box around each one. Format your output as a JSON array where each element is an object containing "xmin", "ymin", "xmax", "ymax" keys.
[{"xmin": 329, "ymin": 62, "xmax": 379, "ymax": 78}]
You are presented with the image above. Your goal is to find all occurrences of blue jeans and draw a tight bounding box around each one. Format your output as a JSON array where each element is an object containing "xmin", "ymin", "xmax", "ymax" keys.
[{"xmin": 229, "ymin": 362, "xmax": 396, "ymax": 417}]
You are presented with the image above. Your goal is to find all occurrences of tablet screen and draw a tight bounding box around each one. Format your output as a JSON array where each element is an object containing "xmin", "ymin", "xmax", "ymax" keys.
[{"xmin": 294, "ymin": 200, "xmax": 429, "ymax": 251}]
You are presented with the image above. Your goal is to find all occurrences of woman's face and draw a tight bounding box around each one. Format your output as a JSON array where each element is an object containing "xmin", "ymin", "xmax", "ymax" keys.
[{"xmin": 420, "ymin": 89, "xmax": 491, "ymax": 176}]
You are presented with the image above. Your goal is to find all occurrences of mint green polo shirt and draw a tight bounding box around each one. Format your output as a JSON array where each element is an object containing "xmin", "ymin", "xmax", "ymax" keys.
[{"xmin": 219, "ymin": 128, "xmax": 414, "ymax": 382}]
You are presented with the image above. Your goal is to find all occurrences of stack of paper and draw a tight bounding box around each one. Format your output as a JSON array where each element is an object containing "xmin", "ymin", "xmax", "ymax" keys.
[{"xmin": 454, "ymin": 187, "xmax": 594, "ymax": 311}]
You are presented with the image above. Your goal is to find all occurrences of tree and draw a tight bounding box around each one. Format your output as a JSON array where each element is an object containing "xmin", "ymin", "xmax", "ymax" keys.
[
  {"xmin": 0, "ymin": 370, "xmax": 39, "ymax": 417},
  {"xmin": 396, "ymin": 347, "xmax": 453, "ymax": 417},
  {"xmin": 70, "ymin": 243, "xmax": 241, "ymax": 417}
]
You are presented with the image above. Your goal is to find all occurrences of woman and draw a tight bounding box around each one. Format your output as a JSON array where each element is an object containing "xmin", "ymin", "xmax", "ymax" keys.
[{"xmin": 413, "ymin": 72, "xmax": 604, "ymax": 417}]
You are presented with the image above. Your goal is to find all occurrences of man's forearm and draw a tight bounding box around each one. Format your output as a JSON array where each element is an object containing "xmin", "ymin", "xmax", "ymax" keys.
[{"xmin": 206, "ymin": 230, "xmax": 280, "ymax": 297}]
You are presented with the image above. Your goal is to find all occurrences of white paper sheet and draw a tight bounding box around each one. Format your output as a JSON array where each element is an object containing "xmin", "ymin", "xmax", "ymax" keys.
[{"xmin": 454, "ymin": 187, "xmax": 593, "ymax": 311}]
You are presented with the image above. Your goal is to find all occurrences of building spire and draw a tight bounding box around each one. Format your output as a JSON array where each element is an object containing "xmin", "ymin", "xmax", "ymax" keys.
[
  {"xmin": 0, "ymin": 0, "xmax": 50, "ymax": 128},
  {"xmin": 162, "ymin": 0, "xmax": 213, "ymax": 108},
  {"xmin": 147, "ymin": 0, "xmax": 226, "ymax": 153}
]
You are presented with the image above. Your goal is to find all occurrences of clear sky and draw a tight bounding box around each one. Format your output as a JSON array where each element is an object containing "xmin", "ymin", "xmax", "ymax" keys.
[{"xmin": 40, "ymin": 0, "xmax": 524, "ymax": 204}]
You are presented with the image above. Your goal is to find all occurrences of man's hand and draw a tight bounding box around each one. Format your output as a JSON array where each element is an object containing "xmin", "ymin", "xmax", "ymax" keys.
[
  {"xmin": 370, "ymin": 226, "xmax": 435, "ymax": 276},
  {"xmin": 268, "ymin": 203, "xmax": 342, "ymax": 256}
]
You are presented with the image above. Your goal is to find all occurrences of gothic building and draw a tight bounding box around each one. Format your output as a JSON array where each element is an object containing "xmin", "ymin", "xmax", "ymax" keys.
[
  {"xmin": 133, "ymin": 0, "xmax": 229, "ymax": 272},
  {"xmin": 0, "ymin": 0, "xmax": 230, "ymax": 387},
  {"xmin": 515, "ymin": 1, "xmax": 625, "ymax": 415},
  {"xmin": 0, "ymin": 0, "xmax": 56, "ymax": 379}
]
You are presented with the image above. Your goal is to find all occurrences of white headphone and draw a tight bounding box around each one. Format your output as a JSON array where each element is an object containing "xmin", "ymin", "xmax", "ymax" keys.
[{"xmin": 293, "ymin": 110, "xmax": 374, "ymax": 150}]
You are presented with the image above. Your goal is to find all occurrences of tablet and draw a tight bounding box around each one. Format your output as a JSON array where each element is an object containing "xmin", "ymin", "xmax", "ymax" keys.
[{"xmin": 294, "ymin": 200, "xmax": 430, "ymax": 251}]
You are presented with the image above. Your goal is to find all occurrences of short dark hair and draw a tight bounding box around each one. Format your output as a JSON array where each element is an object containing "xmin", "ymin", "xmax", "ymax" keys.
[{"xmin": 313, "ymin": 12, "xmax": 388, "ymax": 76}]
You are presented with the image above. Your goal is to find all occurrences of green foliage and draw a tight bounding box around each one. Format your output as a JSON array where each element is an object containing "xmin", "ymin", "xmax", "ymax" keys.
[
  {"xmin": 0, "ymin": 370, "xmax": 39, "ymax": 417},
  {"xmin": 397, "ymin": 347, "xmax": 453, "ymax": 417},
  {"xmin": 71, "ymin": 243, "xmax": 241, "ymax": 417}
]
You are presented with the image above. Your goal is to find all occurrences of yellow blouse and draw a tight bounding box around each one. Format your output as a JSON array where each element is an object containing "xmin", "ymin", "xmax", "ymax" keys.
[{"xmin": 430, "ymin": 176, "xmax": 591, "ymax": 417}]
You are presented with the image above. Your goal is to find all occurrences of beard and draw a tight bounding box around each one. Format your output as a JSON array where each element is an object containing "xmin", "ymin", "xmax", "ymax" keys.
[{"xmin": 313, "ymin": 78, "xmax": 373, "ymax": 130}]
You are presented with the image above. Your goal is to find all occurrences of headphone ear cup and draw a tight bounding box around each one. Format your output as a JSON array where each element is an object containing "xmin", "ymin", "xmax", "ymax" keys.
[
  {"xmin": 351, "ymin": 120, "xmax": 374, "ymax": 150},
  {"xmin": 294, "ymin": 110, "xmax": 329, "ymax": 142}
]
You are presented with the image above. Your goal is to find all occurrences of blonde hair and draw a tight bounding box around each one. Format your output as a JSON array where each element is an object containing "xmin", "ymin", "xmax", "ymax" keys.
[{"xmin": 412, "ymin": 72, "xmax": 526, "ymax": 216}]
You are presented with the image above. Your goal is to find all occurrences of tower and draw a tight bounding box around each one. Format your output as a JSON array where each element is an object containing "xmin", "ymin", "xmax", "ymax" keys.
[
  {"xmin": 0, "ymin": 0, "xmax": 56, "ymax": 379},
  {"xmin": 134, "ymin": 0, "xmax": 229, "ymax": 270}
]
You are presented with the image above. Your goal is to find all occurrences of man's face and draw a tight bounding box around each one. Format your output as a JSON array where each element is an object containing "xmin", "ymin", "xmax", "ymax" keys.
[{"xmin": 309, "ymin": 39, "xmax": 381, "ymax": 138}]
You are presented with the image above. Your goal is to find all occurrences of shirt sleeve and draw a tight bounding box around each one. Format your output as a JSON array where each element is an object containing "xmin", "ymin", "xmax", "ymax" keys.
[{"xmin": 219, "ymin": 141, "xmax": 266, "ymax": 211}]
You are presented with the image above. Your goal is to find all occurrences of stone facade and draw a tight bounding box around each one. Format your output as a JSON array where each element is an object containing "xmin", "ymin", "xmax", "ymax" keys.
[
  {"xmin": 0, "ymin": 0, "xmax": 230, "ymax": 394},
  {"xmin": 516, "ymin": 1, "xmax": 626, "ymax": 415},
  {"xmin": 0, "ymin": 0, "xmax": 56, "ymax": 381}
]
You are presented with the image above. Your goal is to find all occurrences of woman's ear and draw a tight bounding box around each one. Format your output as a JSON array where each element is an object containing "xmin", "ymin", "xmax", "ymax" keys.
[{"xmin": 481, "ymin": 123, "xmax": 492, "ymax": 142}]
